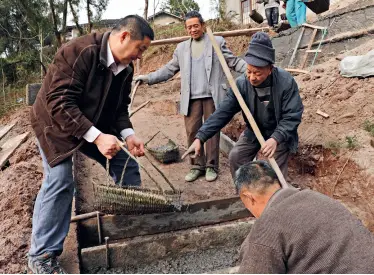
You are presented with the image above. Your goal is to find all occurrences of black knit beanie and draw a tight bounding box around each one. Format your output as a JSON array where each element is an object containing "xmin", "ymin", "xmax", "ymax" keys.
[{"xmin": 245, "ymin": 32, "xmax": 275, "ymax": 67}]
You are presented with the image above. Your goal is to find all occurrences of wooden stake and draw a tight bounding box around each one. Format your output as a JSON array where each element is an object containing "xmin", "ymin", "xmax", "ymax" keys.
[{"xmin": 206, "ymin": 27, "xmax": 288, "ymax": 189}]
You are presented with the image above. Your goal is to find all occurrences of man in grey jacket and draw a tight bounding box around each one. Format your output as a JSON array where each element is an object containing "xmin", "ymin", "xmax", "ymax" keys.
[
  {"xmin": 135, "ymin": 11, "xmax": 246, "ymax": 182},
  {"xmin": 189, "ymin": 32, "xmax": 303, "ymax": 179},
  {"xmin": 235, "ymin": 161, "xmax": 374, "ymax": 273}
]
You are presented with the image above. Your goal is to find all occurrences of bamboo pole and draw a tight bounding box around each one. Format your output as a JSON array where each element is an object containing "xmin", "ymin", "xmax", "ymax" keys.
[
  {"xmin": 206, "ymin": 27, "xmax": 288, "ymax": 189},
  {"xmin": 151, "ymin": 27, "xmax": 269, "ymax": 46}
]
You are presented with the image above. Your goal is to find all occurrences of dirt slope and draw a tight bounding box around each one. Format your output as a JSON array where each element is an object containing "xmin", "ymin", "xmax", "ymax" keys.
[{"xmin": 0, "ymin": 108, "xmax": 43, "ymax": 273}]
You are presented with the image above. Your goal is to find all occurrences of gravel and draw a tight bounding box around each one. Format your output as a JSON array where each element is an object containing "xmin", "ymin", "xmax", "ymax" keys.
[{"xmin": 89, "ymin": 246, "xmax": 241, "ymax": 274}]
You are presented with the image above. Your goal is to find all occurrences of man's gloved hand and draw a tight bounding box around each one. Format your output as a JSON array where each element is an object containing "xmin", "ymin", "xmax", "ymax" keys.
[{"xmin": 134, "ymin": 75, "xmax": 149, "ymax": 84}]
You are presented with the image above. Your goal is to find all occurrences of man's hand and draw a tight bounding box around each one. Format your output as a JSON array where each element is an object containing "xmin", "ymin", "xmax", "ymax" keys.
[
  {"xmin": 134, "ymin": 75, "xmax": 149, "ymax": 84},
  {"xmin": 181, "ymin": 139, "xmax": 202, "ymax": 160},
  {"xmin": 126, "ymin": 135, "xmax": 145, "ymax": 157},
  {"xmin": 94, "ymin": 133, "xmax": 121, "ymax": 159},
  {"xmin": 261, "ymin": 138, "xmax": 278, "ymax": 158}
]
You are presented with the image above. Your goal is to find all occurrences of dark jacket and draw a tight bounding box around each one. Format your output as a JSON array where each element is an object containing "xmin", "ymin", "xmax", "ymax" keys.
[
  {"xmin": 239, "ymin": 188, "xmax": 374, "ymax": 273},
  {"xmin": 195, "ymin": 67, "xmax": 303, "ymax": 152},
  {"xmin": 31, "ymin": 32, "xmax": 133, "ymax": 167}
]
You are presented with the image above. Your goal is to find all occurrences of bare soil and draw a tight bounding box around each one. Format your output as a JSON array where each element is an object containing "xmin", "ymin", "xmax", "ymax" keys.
[
  {"xmin": 0, "ymin": 108, "xmax": 43, "ymax": 273},
  {"xmin": 76, "ymin": 80, "xmax": 236, "ymax": 214},
  {"xmin": 0, "ymin": 1, "xmax": 373, "ymax": 272},
  {"xmin": 222, "ymin": 39, "xmax": 374, "ymax": 231}
]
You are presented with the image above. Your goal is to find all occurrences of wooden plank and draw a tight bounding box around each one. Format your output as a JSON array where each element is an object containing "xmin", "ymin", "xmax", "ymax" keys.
[
  {"xmin": 306, "ymin": 49, "xmax": 322, "ymax": 53},
  {"xmin": 78, "ymin": 196, "xmax": 251, "ymax": 248},
  {"xmin": 0, "ymin": 132, "xmax": 29, "ymax": 168},
  {"xmin": 288, "ymin": 27, "xmax": 305, "ymax": 68},
  {"xmin": 302, "ymin": 23, "xmax": 327, "ymax": 30},
  {"xmin": 81, "ymin": 220, "xmax": 254, "ymax": 271},
  {"xmin": 301, "ymin": 28, "xmax": 318, "ymax": 69},
  {"xmin": 285, "ymin": 68, "xmax": 310, "ymax": 74},
  {"xmin": 0, "ymin": 123, "xmax": 16, "ymax": 140},
  {"xmin": 60, "ymin": 197, "xmax": 81, "ymax": 273},
  {"xmin": 151, "ymin": 27, "xmax": 269, "ymax": 46}
]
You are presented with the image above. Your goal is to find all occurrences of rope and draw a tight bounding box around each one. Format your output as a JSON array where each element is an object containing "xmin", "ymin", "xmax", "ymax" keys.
[
  {"xmin": 103, "ymin": 138, "xmax": 164, "ymax": 191},
  {"xmin": 119, "ymin": 155, "xmax": 131, "ymax": 187},
  {"xmin": 309, "ymin": 28, "xmax": 328, "ymax": 72}
]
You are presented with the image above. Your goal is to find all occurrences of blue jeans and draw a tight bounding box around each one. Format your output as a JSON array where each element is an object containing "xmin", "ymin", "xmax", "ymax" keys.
[
  {"xmin": 286, "ymin": 0, "xmax": 307, "ymax": 27},
  {"xmin": 29, "ymin": 141, "xmax": 140, "ymax": 257}
]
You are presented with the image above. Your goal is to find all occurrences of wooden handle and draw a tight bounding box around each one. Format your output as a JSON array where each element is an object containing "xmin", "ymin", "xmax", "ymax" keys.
[
  {"xmin": 130, "ymin": 81, "xmax": 141, "ymax": 110},
  {"xmin": 206, "ymin": 27, "xmax": 288, "ymax": 189}
]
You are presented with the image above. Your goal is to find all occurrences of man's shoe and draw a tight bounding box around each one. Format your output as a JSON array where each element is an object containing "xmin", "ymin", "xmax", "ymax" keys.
[
  {"xmin": 205, "ymin": 167, "xmax": 218, "ymax": 182},
  {"xmin": 28, "ymin": 253, "xmax": 66, "ymax": 274},
  {"xmin": 185, "ymin": 169, "xmax": 204, "ymax": 182}
]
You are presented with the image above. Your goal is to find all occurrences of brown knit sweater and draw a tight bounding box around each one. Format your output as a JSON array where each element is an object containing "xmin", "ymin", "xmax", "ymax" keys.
[{"xmin": 239, "ymin": 188, "xmax": 374, "ymax": 273}]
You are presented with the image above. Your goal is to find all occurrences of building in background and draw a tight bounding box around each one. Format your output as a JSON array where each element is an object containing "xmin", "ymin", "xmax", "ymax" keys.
[
  {"xmin": 65, "ymin": 19, "xmax": 119, "ymax": 40},
  {"xmin": 147, "ymin": 11, "xmax": 183, "ymax": 26}
]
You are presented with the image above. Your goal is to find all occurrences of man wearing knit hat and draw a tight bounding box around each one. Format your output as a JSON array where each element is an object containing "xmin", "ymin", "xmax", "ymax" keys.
[{"xmin": 188, "ymin": 32, "xmax": 303, "ymax": 179}]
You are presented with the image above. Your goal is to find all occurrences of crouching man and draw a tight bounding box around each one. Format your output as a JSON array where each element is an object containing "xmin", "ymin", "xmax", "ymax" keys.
[
  {"xmin": 235, "ymin": 161, "xmax": 374, "ymax": 273},
  {"xmin": 189, "ymin": 32, "xmax": 303, "ymax": 179}
]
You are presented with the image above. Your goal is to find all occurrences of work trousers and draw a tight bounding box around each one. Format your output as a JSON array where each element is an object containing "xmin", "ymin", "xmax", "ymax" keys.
[
  {"xmin": 29, "ymin": 141, "xmax": 140, "ymax": 258},
  {"xmin": 265, "ymin": 7, "xmax": 279, "ymax": 27},
  {"xmin": 229, "ymin": 133, "xmax": 290, "ymax": 179},
  {"xmin": 286, "ymin": 0, "xmax": 307, "ymax": 27},
  {"xmin": 184, "ymin": 98, "xmax": 220, "ymax": 172}
]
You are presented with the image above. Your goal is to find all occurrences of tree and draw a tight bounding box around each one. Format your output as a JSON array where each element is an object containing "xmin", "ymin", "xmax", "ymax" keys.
[
  {"xmin": 144, "ymin": 0, "xmax": 148, "ymax": 20},
  {"xmin": 69, "ymin": 0, "xmax": 84, "ymax": 36},
  {"xmin": 86, "ymin": 0, "xmax": 109, "ymax": 33},
  {"xmin": 161, "ymin": 0, "xmax": 199, "ymax": 17},
  {"xmin": 210, "ymin": 0, "xmax": 226, "ymax": 20},
  {"xmin": 48, "ymin": 0, "xmax": 62, "ymax": 47},
  {"xmin": 0, "ymin": 0, "xmax": 52, "ymax": 83}
]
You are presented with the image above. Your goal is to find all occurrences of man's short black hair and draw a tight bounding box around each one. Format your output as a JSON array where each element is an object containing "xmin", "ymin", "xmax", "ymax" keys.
[
  {"xmin": 234, "ymin": 161, "xmax": 279, "ymax": 194},
  {"xmin": 184, "ymin": 11, "xmax": 204, "ymax": 24},
  {"xmin": 112, "ymin": 15, "xmax": 154, "ymax": 40}
]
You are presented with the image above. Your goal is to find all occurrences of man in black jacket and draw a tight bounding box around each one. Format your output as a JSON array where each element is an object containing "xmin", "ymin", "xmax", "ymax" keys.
[{"xmin": 188, "ymin": 32, "xmax": 303, "ymax": 178}]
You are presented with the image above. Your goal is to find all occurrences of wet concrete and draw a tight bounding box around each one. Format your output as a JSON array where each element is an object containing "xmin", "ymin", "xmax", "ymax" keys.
[{"xmin": 92, "ymin": 246, "xmax": 240, "ymax": 274}]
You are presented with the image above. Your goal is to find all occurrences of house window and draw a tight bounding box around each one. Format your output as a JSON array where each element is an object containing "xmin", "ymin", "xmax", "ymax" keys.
[{"xmin": 241, "ymin": 0, "xmax": 258, "ymax": 24}]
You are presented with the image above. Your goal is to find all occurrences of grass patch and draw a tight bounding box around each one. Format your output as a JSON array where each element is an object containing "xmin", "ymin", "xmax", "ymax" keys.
[
  {"xmin": 325, "ymin": 140, "xmax": 342, "ymax": 155},
  {"xmin": 345, "ymin": 135, "xmax": 359, "ymax": 149},
  {"xmin": 363, "ymin": 120, "xmax": 374, "ymax": 136}
]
